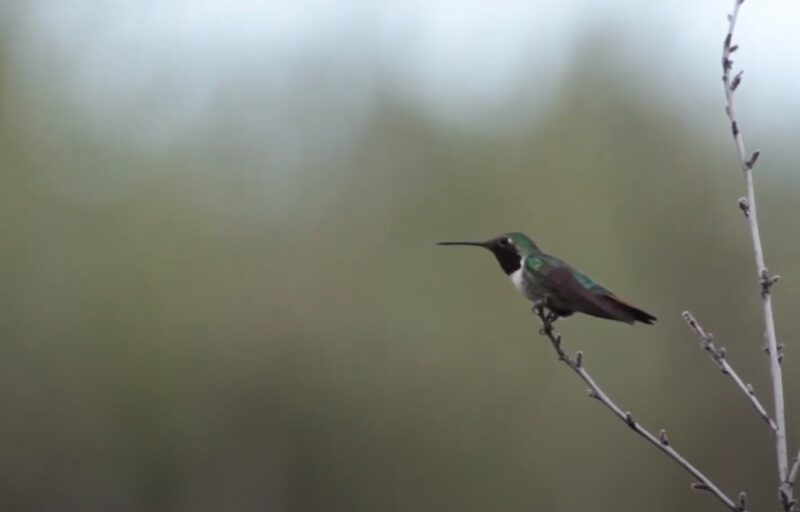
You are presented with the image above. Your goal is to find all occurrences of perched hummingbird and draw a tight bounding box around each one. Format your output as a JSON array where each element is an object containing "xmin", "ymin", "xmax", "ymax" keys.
[{"xmin": 438, "ymin": 232, "xmax": 656, "ymax": 325}]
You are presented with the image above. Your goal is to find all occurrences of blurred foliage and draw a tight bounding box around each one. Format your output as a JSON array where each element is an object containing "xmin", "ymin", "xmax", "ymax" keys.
[{"xmin": 2, "ymin": 9, "xmax": 800, "ymax": 512}]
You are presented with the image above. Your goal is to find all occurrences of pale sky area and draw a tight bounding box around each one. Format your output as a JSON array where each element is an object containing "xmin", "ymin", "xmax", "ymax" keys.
[{"xmin": 6, "ymin": 0, "xmax": 800, "ymax": 149}]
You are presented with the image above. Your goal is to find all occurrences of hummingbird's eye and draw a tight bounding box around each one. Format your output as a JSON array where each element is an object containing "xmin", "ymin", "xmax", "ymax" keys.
[{"xmin": 498, "ymin": 237, "xmax": 510, "ymax": 247}]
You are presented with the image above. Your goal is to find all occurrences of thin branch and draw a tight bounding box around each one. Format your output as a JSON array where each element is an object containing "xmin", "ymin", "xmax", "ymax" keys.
[
  {"xmin": 791, "ymin": 451, "xmax": 800, "ymax": 490},
  {"xmin": 533, "ymin": 306, "xmax": 746, "ymax": 512},
  {"xmin": 682, "ymin": 311, "xmax": 777, "ymax": 432},
  {"xmin": 721, "ymin": 1, "xmax": 792, "ymax": 508}
]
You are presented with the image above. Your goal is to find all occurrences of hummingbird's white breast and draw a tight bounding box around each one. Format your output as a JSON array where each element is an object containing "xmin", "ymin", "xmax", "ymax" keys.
[
  {"xmin": 508, "ymin": 257, "xmax": 543, "ymax": 302},
  {"xmin": 509, "ymin": 266, "xmax": 528, "ymax": 296}
]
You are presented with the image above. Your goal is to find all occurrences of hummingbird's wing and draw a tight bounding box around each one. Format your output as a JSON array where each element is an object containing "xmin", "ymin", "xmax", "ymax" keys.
[{"xmin": 525, "ymin": 255, "xmax": 656, "ymax": 324}]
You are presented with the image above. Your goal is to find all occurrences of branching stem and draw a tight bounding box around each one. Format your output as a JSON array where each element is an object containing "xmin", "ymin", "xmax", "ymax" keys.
[{"xmin": 534, "ymin": 306, "xmax": 746, "ymax": 512}]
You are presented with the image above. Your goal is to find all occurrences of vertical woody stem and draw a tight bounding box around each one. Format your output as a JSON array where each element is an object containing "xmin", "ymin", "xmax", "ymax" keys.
[{"xmin": 721, "ymin": 1, "xmax": 791, "ymax": 507}]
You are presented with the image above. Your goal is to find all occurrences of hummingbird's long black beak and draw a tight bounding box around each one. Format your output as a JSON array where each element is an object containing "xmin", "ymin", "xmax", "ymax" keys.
[{"xmin": 437, "ymin": 240, "xmax": 490, "ymax": 248}]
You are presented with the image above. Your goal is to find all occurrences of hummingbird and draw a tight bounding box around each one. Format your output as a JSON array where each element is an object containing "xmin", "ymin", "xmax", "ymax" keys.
[{"xmin": 438, "ymin": 232, "xmax": 656, "ymax": 325}]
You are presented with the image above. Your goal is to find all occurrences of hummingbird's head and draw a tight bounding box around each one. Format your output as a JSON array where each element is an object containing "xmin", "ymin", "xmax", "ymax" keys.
[{"xmin": 437, "ymin": 232, "xmax": 540, "ymax": 275}]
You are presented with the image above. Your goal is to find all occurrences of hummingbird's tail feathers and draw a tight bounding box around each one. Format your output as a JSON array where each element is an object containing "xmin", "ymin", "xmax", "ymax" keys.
[{"xmin": 602, "ymin": 294, "xmax": 657, "ymax": 325}]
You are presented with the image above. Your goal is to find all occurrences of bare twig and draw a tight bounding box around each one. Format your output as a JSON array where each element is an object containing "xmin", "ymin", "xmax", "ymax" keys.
[
  {"xmin": 790, "ymin": 452, "xmax": 800, "ymax": 492},
  {"xmin": 721, "ymin": 1, "xmax": 791, "ymax": 507},
  {"xmin": 534, "ymin": 306, "xmax": 746, "ymax": 512},
  {"xmin": 682, "ymin": 311, "xmax": 777, "ymax": 432}
]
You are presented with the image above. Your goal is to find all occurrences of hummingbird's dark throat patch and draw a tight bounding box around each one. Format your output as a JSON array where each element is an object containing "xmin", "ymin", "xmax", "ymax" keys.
[{"xmin": 491, "ymin": 245, "xmax": 521, "ymax": 275}]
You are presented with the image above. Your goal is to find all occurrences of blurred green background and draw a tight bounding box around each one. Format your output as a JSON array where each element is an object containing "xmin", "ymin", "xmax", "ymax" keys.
[{"xmin": 2, "ymin": 1, "xmax": 800, "ymax": 511}]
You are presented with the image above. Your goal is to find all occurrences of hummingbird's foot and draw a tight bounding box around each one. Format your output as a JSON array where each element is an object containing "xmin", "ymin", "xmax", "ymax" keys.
[
  {"xmin": 534, "ymin": 303, "xmax": 560, "ymax": 335},
  {"xmin": 532, "ymin": 302, "xmax": 560, "ymax": 324},
  {"xmin": 533, "ymin": 302, "xmax": 549, "ymax": 334},
  {"xmin": 545, "ymin": 311, "xmax": 560, "ymax": 324}
]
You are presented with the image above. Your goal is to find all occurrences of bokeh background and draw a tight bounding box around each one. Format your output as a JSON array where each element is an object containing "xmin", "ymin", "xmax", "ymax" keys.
[{"xmin": 2, "ymin": 1, "xmax": 800, "ymax": 511}]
